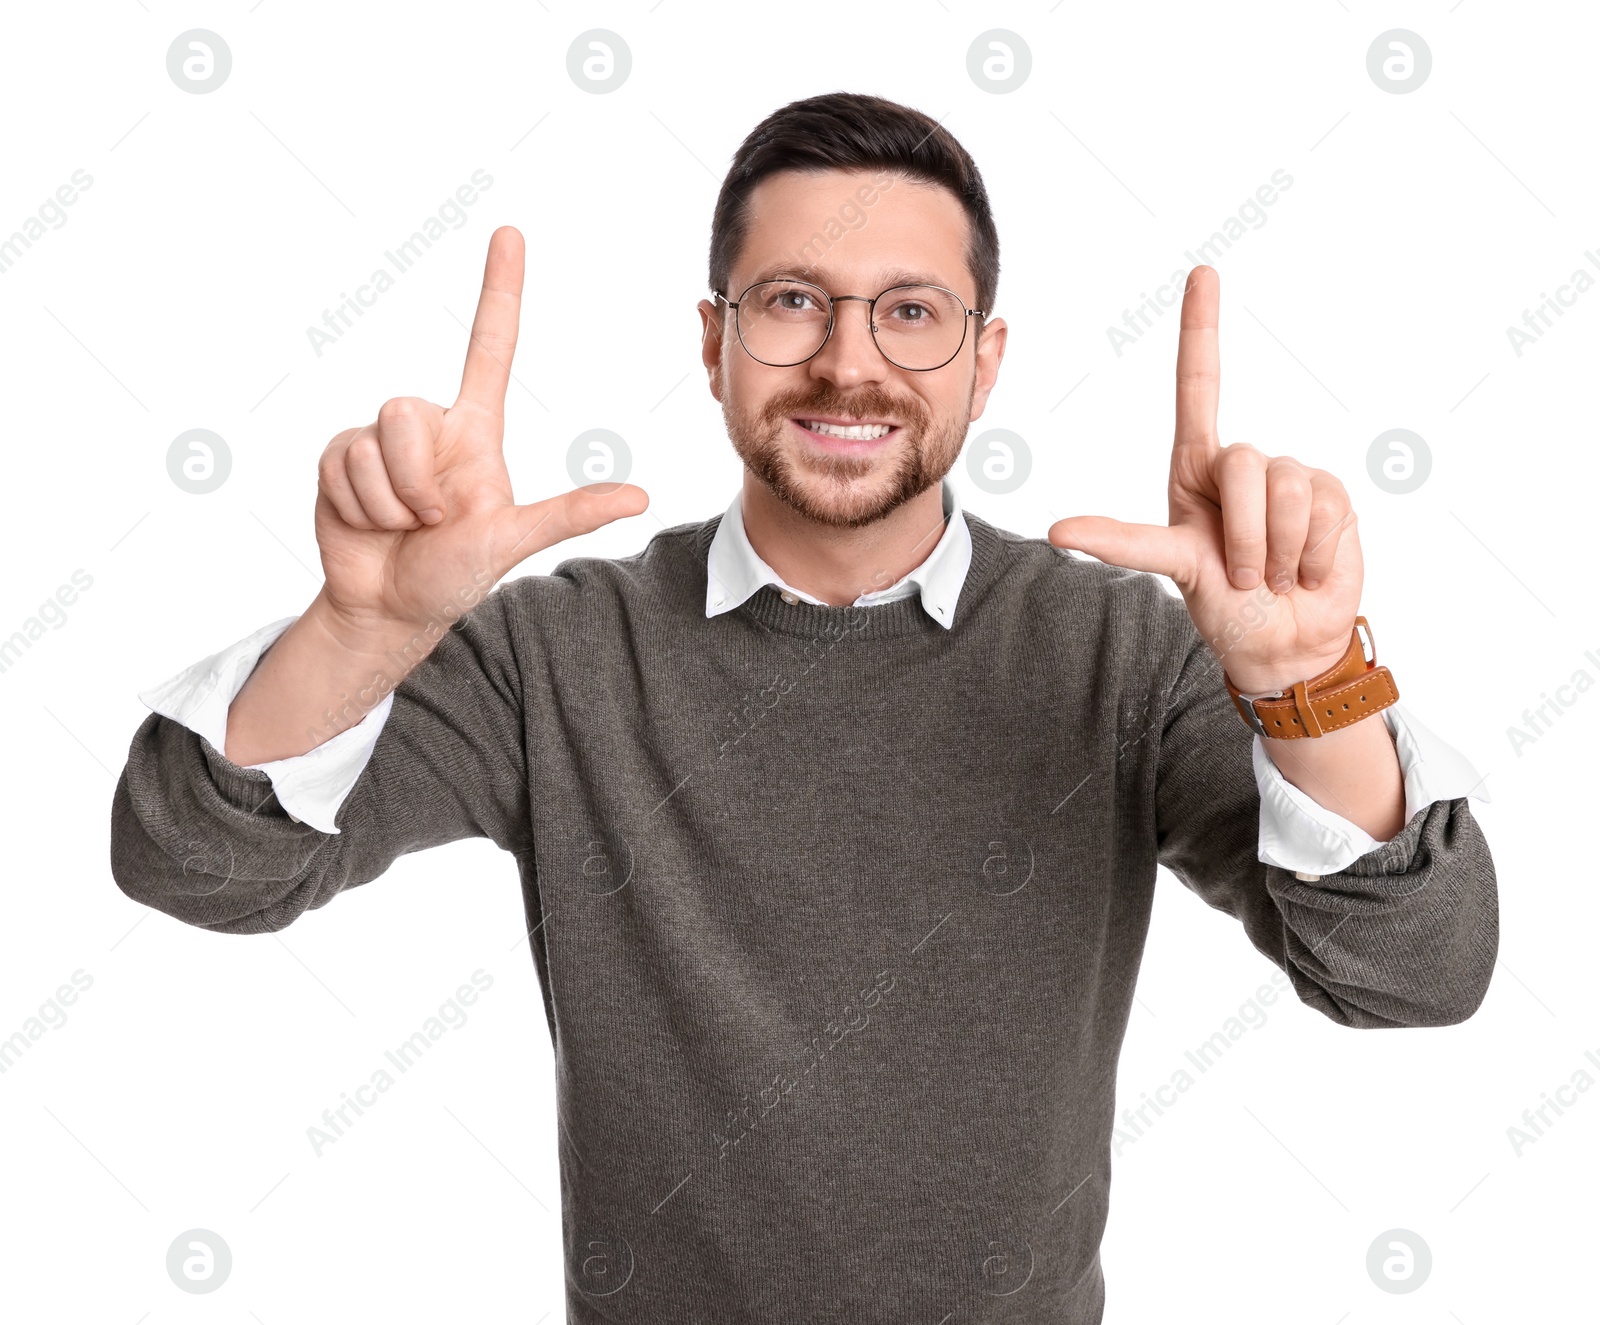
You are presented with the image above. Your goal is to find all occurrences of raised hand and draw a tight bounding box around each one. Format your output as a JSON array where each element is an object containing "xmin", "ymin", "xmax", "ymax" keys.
[
  {"xmin": 1047, "ymin": 266, "xmax": 1361, "ymax": 694},
  {"xmin": 314, "ymin": 225, "xmax": 649, "ymax": 634}
]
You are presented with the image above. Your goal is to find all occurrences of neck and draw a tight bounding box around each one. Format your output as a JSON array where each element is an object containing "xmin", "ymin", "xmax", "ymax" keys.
[{"xmin": 739, "ymin": 475, "xmax": 948, "ymax": 606}]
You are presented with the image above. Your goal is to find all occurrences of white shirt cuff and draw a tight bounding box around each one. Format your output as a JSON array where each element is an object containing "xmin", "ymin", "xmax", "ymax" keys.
[
  {"xmin": 137, "ymin": 616, "xmax": 392, "ymax": 835},
  {"xmin": 1252, "ymin": 702, "xmax": 1489, "ymax": 879}
]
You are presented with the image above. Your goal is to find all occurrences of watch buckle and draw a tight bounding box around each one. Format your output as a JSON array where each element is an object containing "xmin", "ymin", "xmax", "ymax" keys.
[
  {"xmin": 1232, "ymin": 691, "xmax": 1270, "ymax": 740},
  {"xmin": 1355, "ymin": 618, "xmax": 1375, "ymax": 667}
]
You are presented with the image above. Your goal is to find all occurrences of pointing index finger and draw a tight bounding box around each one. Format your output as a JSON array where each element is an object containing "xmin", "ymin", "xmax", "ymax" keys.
[
  {"xmin": 1175, "ymin": 265, "xmax": 1221, "ymax": 451},
  {"xmin": 457, "ymin": 225, "xmax": 525, "ymax": 414}
]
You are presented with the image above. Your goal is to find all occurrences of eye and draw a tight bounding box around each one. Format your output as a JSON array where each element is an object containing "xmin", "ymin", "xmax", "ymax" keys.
[
  {"xmin": 758, "ymin": 283, "xmax": 824, "ymax": 314},
  {"xmin": 875, "ymin": 287, "xmax": 961, "ymax": 336}
]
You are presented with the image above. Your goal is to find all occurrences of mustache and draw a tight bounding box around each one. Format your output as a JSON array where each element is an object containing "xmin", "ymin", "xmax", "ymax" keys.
[{"xmin": 758, "ymin": 385, "xmax": 929, "ymax": 430}]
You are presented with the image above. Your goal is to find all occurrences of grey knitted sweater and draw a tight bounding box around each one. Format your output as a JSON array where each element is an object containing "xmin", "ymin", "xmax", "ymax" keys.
[{"xmin": 110, "ymin": 510, "xmax": 1498, "ymax": 1323}]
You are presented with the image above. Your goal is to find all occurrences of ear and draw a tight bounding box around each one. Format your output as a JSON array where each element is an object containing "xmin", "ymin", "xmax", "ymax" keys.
[
  {"xmin": 967, "ymin": 316, "xmax": 1008, "ymax": 422},
  {"xmin": 697, "ymin": 298, "xmax": 725, "ymax": 402}
]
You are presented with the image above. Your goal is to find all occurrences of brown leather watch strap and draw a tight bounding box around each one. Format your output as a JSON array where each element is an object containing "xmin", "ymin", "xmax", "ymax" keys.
[{"xmin": 1222, "ymin": 616, "xmax": 1399, "ymax": 739}]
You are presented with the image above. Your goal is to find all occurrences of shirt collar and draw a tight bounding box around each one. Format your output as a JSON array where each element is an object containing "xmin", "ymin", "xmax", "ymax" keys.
[{"xmin": 705, "ymin": 478, "xmax": 972, "ymax": 630}]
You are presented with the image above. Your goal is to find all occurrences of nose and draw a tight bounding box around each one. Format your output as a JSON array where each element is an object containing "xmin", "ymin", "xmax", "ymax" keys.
[{"xmin": 807, "ymin": 296, "xmax": 890, "ymax": 390}]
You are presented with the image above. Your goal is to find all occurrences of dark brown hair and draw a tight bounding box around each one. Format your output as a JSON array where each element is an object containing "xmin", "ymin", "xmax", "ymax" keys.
[{"xmin": 708, "ymin": 92, "xmax": 1000, "ymax": 318}]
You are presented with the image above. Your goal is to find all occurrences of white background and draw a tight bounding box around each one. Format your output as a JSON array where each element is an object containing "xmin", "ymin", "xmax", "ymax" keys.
[{"xmin": 0, "ymin": 1, "xmax": 1594, "ymax": 1320}]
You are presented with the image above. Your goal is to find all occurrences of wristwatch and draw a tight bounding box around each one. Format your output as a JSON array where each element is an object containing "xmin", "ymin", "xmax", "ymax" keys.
[{"xmin": 1223, "ymin": 616, "xmax": 1399, "ymax": 740}]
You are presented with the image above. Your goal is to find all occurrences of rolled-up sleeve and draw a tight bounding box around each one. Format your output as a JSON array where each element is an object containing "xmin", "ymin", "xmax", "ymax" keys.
[{"xmin": 1154, "ymin": 614, "xmax": 1499, "ymax": 1029}]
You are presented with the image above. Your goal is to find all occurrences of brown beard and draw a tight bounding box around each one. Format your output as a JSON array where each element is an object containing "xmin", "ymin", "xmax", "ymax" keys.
[{"xmin": 722, "ymin": 379, "xmax": 973, "ymax": 530}]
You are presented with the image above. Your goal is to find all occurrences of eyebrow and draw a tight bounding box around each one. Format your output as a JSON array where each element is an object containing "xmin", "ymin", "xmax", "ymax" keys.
[{"xmin": 743, "ymin": 264, "xmax": 954, "ymax": 292}]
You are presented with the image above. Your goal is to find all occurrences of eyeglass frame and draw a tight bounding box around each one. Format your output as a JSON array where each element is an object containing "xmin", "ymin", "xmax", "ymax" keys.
[{"xmin": 712, "ymin": 277, "xmax": 988, "ymax": 372}]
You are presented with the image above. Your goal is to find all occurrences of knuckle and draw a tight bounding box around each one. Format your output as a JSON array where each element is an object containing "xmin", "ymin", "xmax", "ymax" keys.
[
  {"xmin": 346, "ymin": 430, "xmax": 380, "ymax": 465},
  {"xmin": 1309, "ymin": 499, "xmax": 1345, "ymax": 528},
  {"xmin": 319, "ymin": 428, "xmax": 355, "ymax": 467},
  {"xmin": 377, "ymin": 396, "xmax": 423, "ymax": 428},
  {"xmin": 1274, "ymin": 471, "xmax": 1313, "ymax": 503}
]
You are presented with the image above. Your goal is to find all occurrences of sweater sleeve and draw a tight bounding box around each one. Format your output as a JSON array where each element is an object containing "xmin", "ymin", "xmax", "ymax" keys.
[
  {"xmin": 1152, "ymin": 612, "xmax": 1499, "ymax": 1029},
  {"xmin": 109, "ymin": 583, "xmax": 533, "ymax": 935}
]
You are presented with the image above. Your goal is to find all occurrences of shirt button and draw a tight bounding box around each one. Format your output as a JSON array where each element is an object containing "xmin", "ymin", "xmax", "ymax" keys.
[{"xmin": 779, "ymin": 591, "xmax": 799, "ymax": 605}]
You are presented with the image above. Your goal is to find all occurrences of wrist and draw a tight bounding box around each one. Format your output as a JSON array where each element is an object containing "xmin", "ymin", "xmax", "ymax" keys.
[
  {"xmin": 310, "ymin": 589, "xmax": 444, "ymax": 663},
  {"xmin": 1223, "ymin": 646, "xmax": 1349, "ymax": 697}
]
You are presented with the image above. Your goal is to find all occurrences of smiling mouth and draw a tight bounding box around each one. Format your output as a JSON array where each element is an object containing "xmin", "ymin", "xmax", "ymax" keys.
[{"xmin": 793, "ymin": 418, "xmax": 898, "ymax": 441}]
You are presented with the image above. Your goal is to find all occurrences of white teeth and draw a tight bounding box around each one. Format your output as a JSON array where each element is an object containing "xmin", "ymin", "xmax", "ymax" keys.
[{"xmin": 800, "ymin": 420, "xmax": 893, "ymax": 440}]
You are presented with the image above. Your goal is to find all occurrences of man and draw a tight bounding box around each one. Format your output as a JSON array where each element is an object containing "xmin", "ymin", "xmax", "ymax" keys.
[{"xmin": 112, "ymin": 92, "xmax": 1496, "ymax": 1323}]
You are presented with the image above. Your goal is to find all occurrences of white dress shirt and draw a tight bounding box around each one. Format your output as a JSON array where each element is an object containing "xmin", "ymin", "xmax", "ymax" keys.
[{"xmin": 138, "ymin": 478, "xmax": 1488, "ymax": 878}]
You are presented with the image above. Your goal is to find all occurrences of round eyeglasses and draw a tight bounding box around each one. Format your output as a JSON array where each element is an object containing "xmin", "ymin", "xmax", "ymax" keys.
[{"xmin": 714, "ymin": 278, "xmax": 986, "ymax": 372}]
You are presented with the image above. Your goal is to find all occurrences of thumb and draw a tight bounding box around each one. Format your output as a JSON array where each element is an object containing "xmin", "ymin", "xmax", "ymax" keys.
[
  {"xmin": 490, "ymin": 483, "xmax": 651, "ymax": 579},
  {"xmin": 1047, "ymin": 516, "xmax": 1192, "ymax": 580}
]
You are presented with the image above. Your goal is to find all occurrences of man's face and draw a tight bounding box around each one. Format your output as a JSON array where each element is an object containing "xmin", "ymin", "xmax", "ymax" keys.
[{"xmin": 697, "ymin": 168, "xmax": 1007, "ymax": 529}]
